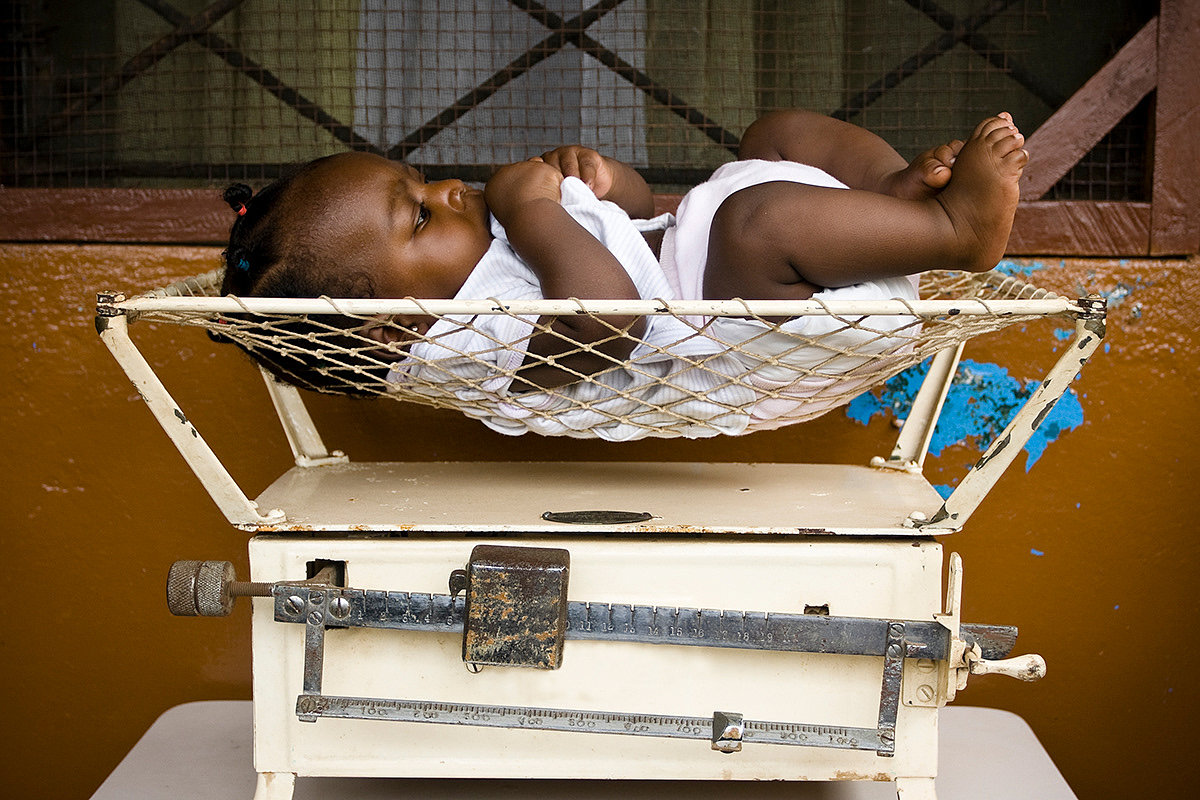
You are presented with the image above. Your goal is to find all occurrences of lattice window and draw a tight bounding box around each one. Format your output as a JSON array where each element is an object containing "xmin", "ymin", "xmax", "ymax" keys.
[{"xmin": 3, "ymin": 0, "xmax": 1154, "ymax": 198}]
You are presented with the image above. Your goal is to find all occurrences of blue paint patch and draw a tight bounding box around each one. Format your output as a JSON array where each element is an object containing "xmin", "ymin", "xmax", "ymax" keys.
[
  {"xmin": 1113, "ymin": 605, "xmax": 1120, "ymax": 611},
  {"xmin": 847, "ymin": 358, "xmax": 1085, "ymax": 471},
  {"xmin": 993, "ymin": 259, "xmax": 1046, "ymax": 277},
  {"xmin": 1103, "ymin": 284, "xmax": 1129, "ymax": 304},
  {"xmin": 933, "ymin": 484, "xmax": 955, "ymax": 499},
  {"xmin": 1030, "ymin": 548, "xmax": 1044, "ymax": 557},
  {"xmin": 1097, "ymin": 277, "xmax": 1152, "ymax": 308},
  {"xmin": 1053, "ymin": 328, "xmax": 1072, "ymax": 341}
]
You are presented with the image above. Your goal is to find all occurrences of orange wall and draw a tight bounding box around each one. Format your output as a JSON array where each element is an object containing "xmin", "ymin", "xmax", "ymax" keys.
[{"xmin": 3, "ymin": 244, "xmax": 1196, "ymax": 798}]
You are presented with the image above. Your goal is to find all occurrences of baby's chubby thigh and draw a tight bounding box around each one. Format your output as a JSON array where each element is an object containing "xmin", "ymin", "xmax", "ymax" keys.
[{"xmin": 702, "ymin": 181, "xmax": 826, "ymax": 302}]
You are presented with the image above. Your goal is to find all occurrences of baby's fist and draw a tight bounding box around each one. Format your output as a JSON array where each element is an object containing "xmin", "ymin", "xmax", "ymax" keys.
[
  {"xmin": 539, "ymin": 146, "xmax": 614, "ymax": 200},
  {"xmin": 485, "ymin": 159, "xmax": 563, "ymax": 224}
]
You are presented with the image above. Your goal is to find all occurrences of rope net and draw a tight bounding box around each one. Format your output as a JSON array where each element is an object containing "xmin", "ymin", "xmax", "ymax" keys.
[{"xmin": 130, "ymin": 269, "xmax": 1075, "ymax": 440}]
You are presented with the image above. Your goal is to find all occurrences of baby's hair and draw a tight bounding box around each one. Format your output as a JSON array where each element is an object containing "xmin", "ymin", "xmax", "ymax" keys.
[{"xmin": 213, "ymin": 161, "xmax": 389, "ymax": 396}]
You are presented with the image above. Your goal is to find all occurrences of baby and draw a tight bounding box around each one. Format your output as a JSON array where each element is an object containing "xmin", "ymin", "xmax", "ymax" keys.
[{"xmin": 220, "ymin": 109, "xmax": 1026, "ymax": 436}]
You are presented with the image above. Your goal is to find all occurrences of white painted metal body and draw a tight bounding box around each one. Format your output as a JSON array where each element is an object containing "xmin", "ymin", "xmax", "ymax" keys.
[{"xmin": 250, "ymin": 534, "xmax": 942, "ymax": 784}]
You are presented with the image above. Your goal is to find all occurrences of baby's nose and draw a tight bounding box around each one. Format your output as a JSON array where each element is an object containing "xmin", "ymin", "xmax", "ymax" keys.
[{"xmin": 431, "ymin": 179, "xmax": 467, "ymax": 210}]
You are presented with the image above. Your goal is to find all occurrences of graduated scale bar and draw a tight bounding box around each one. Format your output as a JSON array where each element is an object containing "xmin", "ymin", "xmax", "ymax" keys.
[
  {"xmin": 296, "ymin": 694, "xmax": 888, "ymax": 753},
  {"xmin": 274, "ymin": 586, "xmax": 1016, "ymax": 661}
]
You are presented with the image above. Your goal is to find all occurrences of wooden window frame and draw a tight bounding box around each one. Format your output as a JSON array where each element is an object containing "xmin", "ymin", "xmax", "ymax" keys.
[{"xmin": 3, "ymin": 2, "xmax": 1195, "ymax": 257}]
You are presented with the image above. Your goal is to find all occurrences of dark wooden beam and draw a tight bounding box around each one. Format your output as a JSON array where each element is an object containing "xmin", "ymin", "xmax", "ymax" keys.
[
  {"xmin": 1019, "ymin": 17, "xmax": 1158, "ymax": 201},
  {"xmin": 1150, "ymin": 0, "xmax": 1200, "ymax": 255},
  {"xmin": 1007, "ymin": 201, "xmax": 1151, "ymax": 256}
]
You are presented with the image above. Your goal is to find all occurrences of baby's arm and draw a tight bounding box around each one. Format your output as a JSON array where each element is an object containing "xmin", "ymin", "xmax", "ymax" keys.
[
  {"xmin": 739, "ymin": 110, "xmax": 914, "ymax": 196},
  {"xmin": 485, "ymin": 159, "xmax": 645, "ymax": 390},
  {"xmin": 539, "ymin": 146, "xmax": 655, "ymax": 219}
]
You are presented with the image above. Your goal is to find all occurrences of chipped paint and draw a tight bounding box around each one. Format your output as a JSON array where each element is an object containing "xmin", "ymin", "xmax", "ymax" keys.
[
  {"xmin": 847, "ymin": 359, "xmax": 1084, "ymax": 472},
  {"xmin": 994, "ymin": 258, "xmax": 1048, "ymax": 278},
  {"xmin": 832, "ymin": 771, "xmax": 893, "ymax": 782}
]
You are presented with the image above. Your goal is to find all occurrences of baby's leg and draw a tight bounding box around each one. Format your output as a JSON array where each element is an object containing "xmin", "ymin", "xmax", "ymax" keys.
[{"xmin": 704, "ymin": 115, "xmax": 1026, "ymax": 300}]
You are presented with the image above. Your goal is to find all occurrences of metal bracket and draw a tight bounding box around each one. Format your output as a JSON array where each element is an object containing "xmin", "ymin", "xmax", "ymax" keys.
[
  {"xmin": 97, "ymin": 312, "xmax": 285, "ymax": 527},
  {"xmin": 876, "ymin": 622, "xmax": 905, "ymax": 756}
]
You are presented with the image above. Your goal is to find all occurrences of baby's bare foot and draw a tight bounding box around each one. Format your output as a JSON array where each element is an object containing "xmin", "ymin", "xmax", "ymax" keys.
[
  {"xmin": 934, "ymin": 113, "xmax": 1028, "ymax": 271},
  {"xmin": 885, "ymin": 139, "xmax": 964, "ymax": 201}
]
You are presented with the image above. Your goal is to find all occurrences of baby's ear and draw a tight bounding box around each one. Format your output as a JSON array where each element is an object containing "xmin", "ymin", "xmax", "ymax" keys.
[
  {"xmin": 362, "ymin": 315, "xmax": 428, "ymax": 346},
  {"xmin": 363, "ymin": 318, "xmax": 406, "ymax": 346}
]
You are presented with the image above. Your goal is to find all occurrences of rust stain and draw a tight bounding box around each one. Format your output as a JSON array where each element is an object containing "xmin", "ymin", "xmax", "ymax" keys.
[
  {"xmin": 832, "ymin": 771, "xmax": 893, "ymax": 781},
  {"xmin": 463, "ymin": 546, "xmax": 569, "ymax": 669}
]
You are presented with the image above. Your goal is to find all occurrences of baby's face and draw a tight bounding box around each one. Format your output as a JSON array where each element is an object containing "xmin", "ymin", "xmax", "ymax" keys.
[{"xmin": 286, "ymin": 152, "xmax": 491, "ymax": 298}]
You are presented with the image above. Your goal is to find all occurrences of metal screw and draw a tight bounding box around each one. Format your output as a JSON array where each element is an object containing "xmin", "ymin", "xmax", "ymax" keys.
[
  {"xmin": 309, "ymin": 590, "xmax": 324, "ymax": 604},
  {"xmin": 889, "ymin": 623, "xmax": 904, "ymax": 635},
  {"xmin": 915, "ymin": 658, "xmax": 937, "ymax": 674},
  {"xmin": 887, "ymin": 643, "xmax": 902, "ymax": 658},
  {"xmin": 285, "ymin": 595, "xmax": 306, "ymax": 615},
  {"xmin": 880, "ymin": 729, "xmax": 895, "ymax": 743},
  {"xmin": 330, "ymin": 597, "xmax": 351, "ymax": 619},
  {"xmin": 308, "ymin": 611, "xmax": 324, "ymax": 625},
  {"xmin": 916, "ymin": 684, "xmax": 935, "ymax": 702}
]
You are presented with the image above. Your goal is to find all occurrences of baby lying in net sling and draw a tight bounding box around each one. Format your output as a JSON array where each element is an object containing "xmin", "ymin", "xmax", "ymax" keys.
[{"xmin": 219, "ymin": 109, "xmax": 1028, "ymax": 440}]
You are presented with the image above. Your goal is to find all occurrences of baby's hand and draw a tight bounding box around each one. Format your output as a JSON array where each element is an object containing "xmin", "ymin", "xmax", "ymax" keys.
[
  {"xmin": 485, "ymin": 159, "xmax": 564, "ymax": 225},
  {"xmin": 539, "ymin": 146, "xmax": 614, "ymax": 200}
]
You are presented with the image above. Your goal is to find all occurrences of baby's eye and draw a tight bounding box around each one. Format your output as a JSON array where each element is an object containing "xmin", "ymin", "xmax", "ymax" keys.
[{"xmin": 416, "ymin": 204, "xmax": 430, "ymax": 230}]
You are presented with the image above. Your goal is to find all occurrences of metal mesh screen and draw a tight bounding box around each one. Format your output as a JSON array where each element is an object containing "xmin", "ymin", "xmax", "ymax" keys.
[{"xmin": 4, "ymin": 0, "xmax": 1153, "ymax": 197}]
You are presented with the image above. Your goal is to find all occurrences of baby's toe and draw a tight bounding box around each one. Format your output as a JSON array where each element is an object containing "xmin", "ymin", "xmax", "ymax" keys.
[
  {"xmin": 1002, "ymin": 146, "xmax": 1030, "ymax": 169},
  {"xmin": 922, "ymin": 159, "xmax": 952, "ymax": 188},
  {"xmin": 985, "ymin": 127, "xmax": 1026, "ymax": 157},
  {"xmin": 932, "ymin": 141, "xmax": 962, "ymax": 166},
  {"xmin": 973, "ymin": 114, "xmax": 1017, "ymax": 141}
]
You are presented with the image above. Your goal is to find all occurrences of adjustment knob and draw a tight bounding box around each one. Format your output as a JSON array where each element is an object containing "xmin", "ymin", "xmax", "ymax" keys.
[{"xmin": 167, "ymin": 560, "xmax": 235, "ymax": 617}]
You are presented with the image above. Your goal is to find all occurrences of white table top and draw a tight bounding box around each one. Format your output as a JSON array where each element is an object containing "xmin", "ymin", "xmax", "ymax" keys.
[{"xmin": 93, "ymin": 702, "xmax": 1076, "ymax": 799}]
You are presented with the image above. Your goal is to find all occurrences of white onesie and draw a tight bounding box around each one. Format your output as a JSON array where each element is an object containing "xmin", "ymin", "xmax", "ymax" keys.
[
  {"xmin": 660, "ymin": 159, "xmax": 921, "ymax": 431},
  {"xmin": 388, "ymin": 163, "xmax": 919, "ymax": 440}
]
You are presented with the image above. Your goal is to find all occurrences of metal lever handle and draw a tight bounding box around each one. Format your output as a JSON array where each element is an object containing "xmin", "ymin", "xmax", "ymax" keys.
[{"xmin": 968, "ymin": 650, "xmax": 1046, "ymax": 682}]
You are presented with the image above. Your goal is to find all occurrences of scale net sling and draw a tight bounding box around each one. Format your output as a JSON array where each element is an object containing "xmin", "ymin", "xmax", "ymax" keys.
[{"xmin": 131, "ymin": 269, "xmax": 1073, "ymax": 441}]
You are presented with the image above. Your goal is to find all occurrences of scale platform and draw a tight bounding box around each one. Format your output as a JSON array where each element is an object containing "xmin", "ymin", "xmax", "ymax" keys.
[{"xmin": 252, "ymin": 461, "xmax": 946, "ymax": 535}]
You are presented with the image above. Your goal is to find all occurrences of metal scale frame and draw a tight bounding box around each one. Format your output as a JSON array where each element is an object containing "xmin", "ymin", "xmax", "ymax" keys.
[{"xmin": 98, "ymin": 289, "xmax": 1106, "ymax": 800}]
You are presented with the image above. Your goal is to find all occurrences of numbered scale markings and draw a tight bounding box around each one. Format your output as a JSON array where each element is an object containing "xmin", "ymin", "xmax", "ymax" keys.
[
  {"xmin": 274, "ymin": 586, "xmax": 1015, "ymax": 661},
  {"xmin": 296, "ymin": 694, "xmax": 883, "ymax": 751}
]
